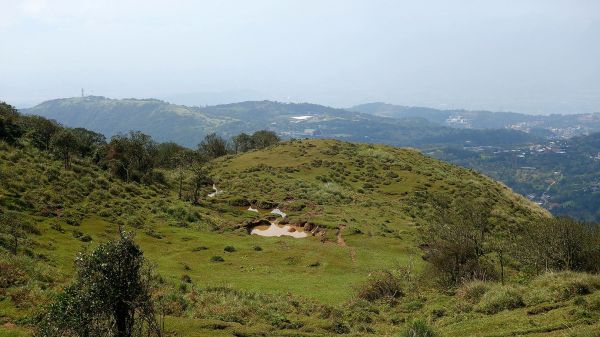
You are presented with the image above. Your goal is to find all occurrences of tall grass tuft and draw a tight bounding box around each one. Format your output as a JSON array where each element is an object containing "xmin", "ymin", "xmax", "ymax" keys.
[
  {"xmin": 401, "ymin": 319, "xmax": 439, "ymax": 337},
  {"xmin": 357, "ymin": 270, "xmax": 403, "ymax": 301}
]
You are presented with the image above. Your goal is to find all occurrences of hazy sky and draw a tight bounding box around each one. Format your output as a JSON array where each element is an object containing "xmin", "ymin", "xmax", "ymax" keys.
[{"xmin": 1, "ymin": 0, "xmax": 599, "ymax": 114}]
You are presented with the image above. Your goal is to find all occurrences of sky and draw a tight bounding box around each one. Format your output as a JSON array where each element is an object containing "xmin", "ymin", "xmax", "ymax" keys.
[{"xmin": 0, "ymin": 0, "xmax": 599, "ymax": 114}]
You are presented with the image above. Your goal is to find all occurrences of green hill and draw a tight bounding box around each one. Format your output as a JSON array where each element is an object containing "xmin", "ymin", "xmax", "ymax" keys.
[
  {"xmin": 208, "ymin": 139, "xmax": 548, "ymax": 234},
  {"xmin": 24, "ymin": 97, "xmax": 536, "ymax": 148},
  {"xmin": 23, "ymin": 96, "xmax": 231, "ymax": 146}
]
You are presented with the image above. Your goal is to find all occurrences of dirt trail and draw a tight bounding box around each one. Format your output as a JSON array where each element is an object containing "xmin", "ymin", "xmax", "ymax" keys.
[
  {"xmin": 207, "ymin": 184, "xmax": 222, "ymax": 198},
  {"xmin": 337, "ymin": 225, "xmax": 356, "ymax": 263},
  {"xmin": 336, "ymin": 225, "xmax": 347, "ymax": 246}
]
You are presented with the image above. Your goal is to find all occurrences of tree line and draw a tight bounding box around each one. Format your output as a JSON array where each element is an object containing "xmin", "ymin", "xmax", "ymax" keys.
[{"xmin": 1, "ymin": 101, "xmax": 279, "ymax": 185}]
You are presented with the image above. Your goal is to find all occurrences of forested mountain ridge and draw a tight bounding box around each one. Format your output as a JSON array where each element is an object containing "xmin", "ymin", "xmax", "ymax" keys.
[
  {"xmin": 23, "ymin": 96, "xmax": 232, "ymax": 146},
  {"xmin": 24, "ymin": 96, "xmax": 537, "ymax": 148}
]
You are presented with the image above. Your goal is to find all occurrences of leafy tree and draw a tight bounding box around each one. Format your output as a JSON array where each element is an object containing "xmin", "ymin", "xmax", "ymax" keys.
[
  {"xmin": 250, "ymin": 130, "xmax": 280, "ymax": 149},
  {"xmin": 231, "ymin": 130, "xmax": 280, "ymax": 153},
  {"xmin": 155, "ymin": 142, "xmax": 189, "ymax": 168},
  {"xmin": 21, "ymin": 115, "xmax": 60, "ymax": 150},
  {"xmin": 198, "ymin": 133, "xmax": 228, "ymax": 159},
  {"xmin": 0, "ymin": 102, "xmax": 24, "ymax": 144},
  {"xmin": 50, "ymin": 129, "xmax": 78, "ymax": 169},
  {"xmin": 232, "ymin": 132, "xmax": 253, "ymax": 153},
  {"xmin": 422, "ymin": 195, "xmax": 497, "ymax": 286},
  {"xmin": 0, "ymin": 211, "xmax": 26, "ymax": 254},
  {"xmin": 190, "ymin": 164, "xmax": 211, "ymax": 204},
  {"xmin": 36, "ymin": 232, "xmax": 161, "ymax": 337},
  {"xmin": 172, "ymin": 150, "xmax": 199, "ymax": 199},
  {"xmin": 106, "ymin": 131, "xmax": 157, "ymax": 182},
  {"xmin": 515, "ymin": 217, "xmax": 600, "ymax": 273},
  {"xmin": 71, "ymin": 127, "xmax": 106, "ymax": 158}
]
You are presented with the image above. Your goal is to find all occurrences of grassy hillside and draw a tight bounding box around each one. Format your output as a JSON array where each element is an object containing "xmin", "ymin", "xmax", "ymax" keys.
[
  {"xmin": 209, "ymin": 139, "xmax": 547, "ymax": 234},
  {"xmin": 3, "ymin": 138, "xmax": 600, "ymax": 337}
]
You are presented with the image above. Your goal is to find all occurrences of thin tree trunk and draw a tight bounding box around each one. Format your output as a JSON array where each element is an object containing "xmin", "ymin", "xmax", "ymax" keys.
[{"xmin": 178, "ymin": 167, "xmax": 183, "ymax": 200}]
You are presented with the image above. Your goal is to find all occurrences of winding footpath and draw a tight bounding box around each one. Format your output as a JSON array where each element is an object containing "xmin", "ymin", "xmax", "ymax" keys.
[{"xmin": 337, "ymin": 225, "xmax": 356, "ymax": 263}]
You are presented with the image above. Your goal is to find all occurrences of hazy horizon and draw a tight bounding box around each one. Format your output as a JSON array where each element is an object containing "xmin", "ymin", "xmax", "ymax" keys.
[{"xmin": 1, "ymin": 0, "xmax": 599, "ymax": 114}]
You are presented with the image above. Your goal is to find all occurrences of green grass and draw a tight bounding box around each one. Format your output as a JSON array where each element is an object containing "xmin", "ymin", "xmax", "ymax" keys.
[{"xmin": 1, "ymin": 139, "xmax": 599, "ymax": 336}]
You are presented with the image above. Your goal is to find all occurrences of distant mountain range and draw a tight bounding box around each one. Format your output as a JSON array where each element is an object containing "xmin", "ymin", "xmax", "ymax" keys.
[
  {"xmin": 23, "ymin": 96, "xmax": 536, "ymax": 148},
  {"xmin": 351, "ymin": 102, "xmax": 600, "ymax": 138}
]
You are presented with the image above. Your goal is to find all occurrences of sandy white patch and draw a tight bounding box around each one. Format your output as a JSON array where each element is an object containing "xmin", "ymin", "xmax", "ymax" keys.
[
  {"xmin": 270, "ymin": 208, "xmax": 287, "ymax": 218},
  {"xmin": 251, "ymin": 223, "xmax": 307, "ymax": 238}
]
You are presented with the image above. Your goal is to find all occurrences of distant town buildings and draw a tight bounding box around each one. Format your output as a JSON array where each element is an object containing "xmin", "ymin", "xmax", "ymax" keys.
[{"xmin": 445, "ymin": 115, "xmax": 471, "ymax": 128}]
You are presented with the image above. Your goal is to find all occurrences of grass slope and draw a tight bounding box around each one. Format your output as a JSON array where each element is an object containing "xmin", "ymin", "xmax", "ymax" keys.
[{"xmin": 2, "ymin": 139, "xmax": 600, "ymax": 337}]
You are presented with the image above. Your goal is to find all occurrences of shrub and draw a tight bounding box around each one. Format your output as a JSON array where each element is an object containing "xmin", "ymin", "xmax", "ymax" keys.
[
  {"xmin": 586, "ymin": 297, "xmax": 600, "ymax": 311},
  {"xmin": 145, "ymin": 229, "xmax": 162, "ymax": 239},
  {"xmin": 401, "ymin": 319, "xmax": 439, "ymax": 337},
  {"xmin": 224, "ymin": 246, "xmax": 236, "ymax": 253},
  {"xmin": 36, "ymin": 233, "xmax": 160, "ymax": 337},
  {"xmin": 528, "ymin": 272, "xmax": 600, "ymax": 302},
  {"xmin": 50, "ymin": 223, "xmax": 64, "ymax": 233},
  {"xmin": 253, "ymin": 245, "xmax": 263, "ymax": 251},
  {"xmin": 0, "ymin": 263, "xmax": 27, "ymax": 288},
  {"xmin": 403, "ymin": 299, "xmax": 425, "ymax": 312},
  {"xmin": 64, "ymin": 213, "xmax": 82, "ymax": 226},
  {"xmin": 515, "ymin": 217, "xmax": 600, "ymax": 273},
  {"xmin": 357, "ymin": 270, "xmax": 403, "ymax": 301},
  {"xmin": 328, "ymin": 320, "xmax": 351, "ymax": 334},
  {"xmin": 475, "ymin": 285, "xmax": 524, "ymax": 314},
  {"xmin": 430, "ymin": 308, "xmax": 446, "ymax": 319},
  {"xmin": 211, "ymin": 256, "xmax": 224, "ymax": 263},
  {"xmin": 457, "ymin": 280, "xmax": 490, "ymax": 304}
]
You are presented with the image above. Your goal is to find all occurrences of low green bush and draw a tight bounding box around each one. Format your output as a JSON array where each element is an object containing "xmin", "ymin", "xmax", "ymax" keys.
[
  {"xmin": 357, "ymin": 270, "xmax": 403, "ymax": 301},
  {"xmin": 475, "ymin": 285, "xmax": 524, "ymax": 314},
  {"xmin": 401, "ymin": 319, "xmax": 439, "ymax": 337},
  {"xmin": 528, "ymin": 272, "xmax": 600, "ymax": 302},
  {"xmin": 457, "ymin": 280, "xmax": 490, "ymax": 304}
]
